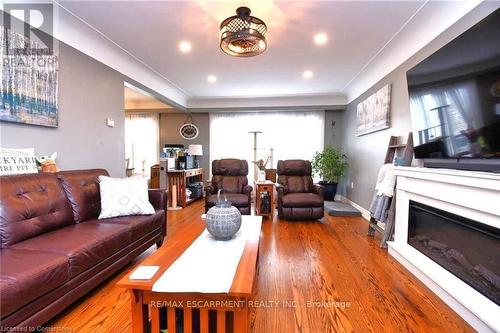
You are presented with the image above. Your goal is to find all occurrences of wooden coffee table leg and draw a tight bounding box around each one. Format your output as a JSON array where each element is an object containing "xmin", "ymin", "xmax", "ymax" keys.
[
  {"xmin": 217, "ymin": 310, "xmax": 226, "ymax": 333},
  {"xmin": 234, "ymin": 305, "xmax": 249, "ymax": 333},
  {"xmin": 130, "ymin": 290, "xmax": 147, "ymax": 333},
  {"xmin": 184, "ymin": 307, "xmax": 193, "ymax": 332},
  {"xmin": 150, "ymin": 306, "xmax": 160, "ymax": 333},
  {"xmin": 200, "ymin": 308, "xmax": 209, "ymax": 333},
  {"xmin": 167, "ymin": 307, "xmax": 176, "ymax": 333}
]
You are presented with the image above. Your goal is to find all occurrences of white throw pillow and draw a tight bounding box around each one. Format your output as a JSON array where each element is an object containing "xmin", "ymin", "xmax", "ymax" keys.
[
  {"xmin": 0, "ymin": 148, "xmax": 38, "ymax": 175},
  {"xmin": 98, "ymin": 175, "xmax": 155, "ymax": 219}
]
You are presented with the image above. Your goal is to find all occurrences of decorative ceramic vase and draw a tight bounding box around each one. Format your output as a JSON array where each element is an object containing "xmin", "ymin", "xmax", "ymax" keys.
[
  {"xmin": 206, "ymin": 189, "xmax": 242, "ymax": 240},
  {"xmin": 258, "ymin": 170, "xmax": 266, "ymax": 181}
]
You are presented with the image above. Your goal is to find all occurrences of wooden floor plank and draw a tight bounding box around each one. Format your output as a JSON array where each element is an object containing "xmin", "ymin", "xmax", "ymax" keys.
[{"xmin": 47, "ymin": 200, "xmax": 473, "ymax": 333}]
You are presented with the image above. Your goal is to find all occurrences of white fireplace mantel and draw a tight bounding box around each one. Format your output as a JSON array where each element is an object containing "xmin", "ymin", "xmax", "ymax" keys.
[{"xmin": 388, "ymin": 167, "xmax": 500, "ymax": 332}]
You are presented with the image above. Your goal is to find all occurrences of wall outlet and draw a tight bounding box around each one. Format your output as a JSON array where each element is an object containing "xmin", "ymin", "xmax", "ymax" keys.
[
  {"xmin": 106, "ymin": 118, "xmax": 115, "ymax": 127},
  {"xmin": 351, "ymin": 182, "xmax": 354, "ymax": 189}
]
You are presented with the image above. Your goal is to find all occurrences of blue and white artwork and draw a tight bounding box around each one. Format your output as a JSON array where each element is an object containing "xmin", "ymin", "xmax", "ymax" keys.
[{"xmin": 1, "ymin": 26, "xmax": 58, "ymax": 127}]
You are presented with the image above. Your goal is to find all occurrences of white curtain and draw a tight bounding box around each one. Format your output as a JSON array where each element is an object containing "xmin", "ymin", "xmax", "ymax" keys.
[
  {"xmin": 210, "ymin": 111, "xmax": 324, "ymax": 181},
  {"xmin": 409, "ymin": 79, "xmax": 479, "ymax": 155},
  {"xmin": 125, "ymin": 113, "xmax": 159, "ymax": 178}
]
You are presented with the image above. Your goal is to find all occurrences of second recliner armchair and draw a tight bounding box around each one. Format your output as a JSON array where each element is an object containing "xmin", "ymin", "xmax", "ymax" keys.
[
  {"xmin": 205, "ymin": 159, "xmax": 252, "ymax": 215},
  {"xmin": 276, "ymin": 159, "xmax": 325, "ymax": 221}
]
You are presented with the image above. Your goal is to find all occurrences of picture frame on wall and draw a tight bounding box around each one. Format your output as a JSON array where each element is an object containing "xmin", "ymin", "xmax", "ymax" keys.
[
  {"xmin": 356, "ymin": 84, "xmax": 391, "ymax": 136},
  {"xmin": 0, "ymin": 25, "xmax": 59, "ymax": 128}
]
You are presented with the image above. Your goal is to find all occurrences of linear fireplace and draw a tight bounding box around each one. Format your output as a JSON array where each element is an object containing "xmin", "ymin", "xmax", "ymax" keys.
[
  {"xmin": 408, "ymin": 201, "xmax": 500, "ymax": 306},
  {"xmin": 390, "ymin": 167, "xmax": 500, "ymax": 331}
]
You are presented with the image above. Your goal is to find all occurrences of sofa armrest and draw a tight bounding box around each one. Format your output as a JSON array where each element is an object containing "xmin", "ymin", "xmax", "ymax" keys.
[
  {"xmin": 312, "ymin": 184, "xmax": 325, "ymax": 198},
  {"xmin": 148, "ymin": 189, "xmax": 167, "ymax": 211},
  {"xmin": 242, "ymin": 185, "xmax": 253, "ymax": 194}
]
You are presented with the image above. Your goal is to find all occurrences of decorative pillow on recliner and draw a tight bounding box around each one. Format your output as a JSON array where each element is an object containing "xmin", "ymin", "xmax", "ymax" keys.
[{"xmin": 98, "ymin": 175, "xmax": 155, "ymax": 219}]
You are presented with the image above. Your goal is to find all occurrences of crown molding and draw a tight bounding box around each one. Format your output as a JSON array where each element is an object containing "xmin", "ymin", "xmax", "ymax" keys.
[{"xmin": 187, "ymin": 93, "xmax": 347, "ymax": 111}]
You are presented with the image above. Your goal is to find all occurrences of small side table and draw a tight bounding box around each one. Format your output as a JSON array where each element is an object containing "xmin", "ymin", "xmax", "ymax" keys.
[
  {"xmin": 167, "ymin": 168, "xmax": 204, "ymax": 208},
  {"xmin": 254, "ymin": 181, "xmax": 275, "ymax": 219}
]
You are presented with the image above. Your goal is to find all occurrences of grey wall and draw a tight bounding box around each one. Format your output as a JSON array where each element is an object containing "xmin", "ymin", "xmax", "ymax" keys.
[
  {"xmin": 325, "ymin": 110, "xmax": 345, "ymax": 149},
  {"xmin": 339, "ymin": 70, "xmax": 412, "ymax": 209},
  {"xmin": 159, "ymin": 113, "xmax": 210, "ymax": 182},
  {"xmin": 337, "ymin": 5, "xmax": 497, "ymax": 210},
  {"xmin": 0, "ymin": 43, "xmax": 127, "ymax": 177}
]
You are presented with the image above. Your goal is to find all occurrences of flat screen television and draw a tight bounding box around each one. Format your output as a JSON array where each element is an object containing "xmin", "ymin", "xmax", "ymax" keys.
[{"xmin": 407, "ymin": 9, "xmax": 500, "ymax": 171}]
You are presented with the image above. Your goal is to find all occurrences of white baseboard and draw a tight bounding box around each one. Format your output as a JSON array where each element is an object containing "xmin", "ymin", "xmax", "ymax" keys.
[{"xmin": 337, "ymin": 195, "xmax": 371, "ymax": 221}]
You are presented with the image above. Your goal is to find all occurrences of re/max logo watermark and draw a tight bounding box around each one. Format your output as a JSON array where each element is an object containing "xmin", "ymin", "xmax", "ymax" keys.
[{"xmin": 2, "ymin": 3, "xmax": 55, "ymax": 55}]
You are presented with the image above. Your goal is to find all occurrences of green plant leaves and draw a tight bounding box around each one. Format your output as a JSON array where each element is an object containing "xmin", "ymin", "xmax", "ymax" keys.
[{"xmin": 311, "ymin": 146, "xmax": 347, "ymax": 183}]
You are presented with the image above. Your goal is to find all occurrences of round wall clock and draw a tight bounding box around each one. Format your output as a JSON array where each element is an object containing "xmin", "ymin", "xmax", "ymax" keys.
[
  {"xmin": 180, "ymin": 123, "xmax": 199, "ymax": 140},
  {"xmin": 490, "ymin": 80, "xmax": 500, "ymax": 97}
]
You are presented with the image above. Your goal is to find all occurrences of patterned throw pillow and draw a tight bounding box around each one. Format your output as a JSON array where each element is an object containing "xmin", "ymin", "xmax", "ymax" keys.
[
  {"xmin": 0, "ymin": 148, "xmax": 38, "ymax": 175},
  {"xmin": 98, "ymin": 175, "xmax": 155, "ymax": 219}
]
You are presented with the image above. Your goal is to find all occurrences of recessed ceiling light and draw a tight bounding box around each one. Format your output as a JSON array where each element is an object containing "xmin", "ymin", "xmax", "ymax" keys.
[
  {"xmin": 207, "ymin": 75, "xmax": 217, "ymax": 83},
  {"xmin": 179, "ymin": 40, "xmax": 192, "ymax": 53},
  {"xmin": 314, "ymin": 33, "xmax": 328, "ymax": 45},
  {"xmin": 303, "ymin": 70, "xmax": 313, "ymax": 80}
]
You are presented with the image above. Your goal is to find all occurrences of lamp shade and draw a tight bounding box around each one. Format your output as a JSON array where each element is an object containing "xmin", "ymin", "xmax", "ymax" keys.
[{"xmin": 188, "ymin": 144, "xmax": 203, "ymax": 156}]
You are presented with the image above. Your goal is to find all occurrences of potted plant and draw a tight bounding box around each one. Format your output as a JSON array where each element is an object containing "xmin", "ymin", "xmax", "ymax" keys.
[
  {"xmin": 252, "ymin": 156, "xmax": 271, "ymax": 181},
  {"xmin": 311, "ymin": 146, "xmax": 347, "ymax": 201}
]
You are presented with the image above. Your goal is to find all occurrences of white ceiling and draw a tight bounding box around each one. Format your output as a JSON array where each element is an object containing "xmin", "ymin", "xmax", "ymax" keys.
[
  {"xmin": 50, "ymin": 0, "xmax": 493, "ymax": 108},
  {"xmin": 60, "ymin": 0, "xmax": 426, "ymax": 99}
]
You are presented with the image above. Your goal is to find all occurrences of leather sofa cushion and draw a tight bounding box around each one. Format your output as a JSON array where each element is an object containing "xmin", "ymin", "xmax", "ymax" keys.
[
  {"xmin": 210, "ymin": 159, "xmax": 249, "ymax": 193},
  {"xmin": 12, "ymin": 222, "xmax": 130, "ymax": 278},
  {"xmin": 0, "ymin": 173, "xmax": 74, "ymax": 247},
  {"xmin": 207, "ymin": 193, "xmax": 249, "ymax": 207},
  {"xmin": 277, "ymin": 160, "xmax": 314, "ymax": 193},
  {"xmin": 56, "ymin": 169, "xmax": 109, "ymax": 223},
  {"xmin": 0, "ymin": 248, "xmax": 69, "ymax": 318},
  {"xmin": 280, "ymin": 207, "xmax": 324, "ymax": 221},
  {"xmin": 277, "ymin": 160, "xmax": 312, "ymax": 176},
  {"xmin": 92, "ymin": 210, "xmax": 164, "ymax": 242},
  {"xmin": 211, "ymin": 176, "xmax": 248, "ymax": 193},
  {"xmin": 212, "ymin": 159, "xmax": 248, "ymax": 176},
  {"xmin": 281, "ymin": 176, "xmax": 314, "ymax": 193},
  {"xmin": 282, "ymin": 193, "xmax": 324, "ymax": 208}
]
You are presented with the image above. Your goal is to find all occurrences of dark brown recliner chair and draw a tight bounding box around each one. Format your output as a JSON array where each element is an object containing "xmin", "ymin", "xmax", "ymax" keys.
[
  {"xmin": 276, "ymin": 160, "xmax": 325, "ymax": 220},
  {"xmin": 205, "ymin": 159, "xmax": 253, "ymax": 215}
]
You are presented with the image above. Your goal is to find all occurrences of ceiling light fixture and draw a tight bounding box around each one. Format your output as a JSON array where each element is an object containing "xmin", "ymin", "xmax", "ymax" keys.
[
  {"xmin": 179, "ymin": 40, "xmax": 192, "ymax": 53},
  {"xmin": 314, "ymin": 33, "xmax": 328, "ymax": 45},
  {"xmin": 207, "ymin": 75, "xmax": 217, "ymax": 83},
  {"xmin": 220, "ymin": 7, "xmax": 267, "ymax": 57},
  {"xmin": 303, "ymin": 70, "xmax": 313, "ymax": 80}
]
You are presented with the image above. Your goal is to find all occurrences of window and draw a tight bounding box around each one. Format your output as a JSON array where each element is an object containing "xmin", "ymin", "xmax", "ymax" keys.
[
  {"xmin": 210, "ymin": 111, "xmax": 324, "ymax": 180},
  {"xmin": 125, "ymin": 113, "xmax": 159, "ymax": 178},
  {"xmin": 409, "ymin": 80, "xmax": 479, "ymax": 156}
]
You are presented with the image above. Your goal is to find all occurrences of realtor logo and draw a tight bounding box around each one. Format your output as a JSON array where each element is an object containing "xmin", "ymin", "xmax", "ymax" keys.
[{"xmin": 2, "ymin": 3, "xmax": 55, "ymax": 55}]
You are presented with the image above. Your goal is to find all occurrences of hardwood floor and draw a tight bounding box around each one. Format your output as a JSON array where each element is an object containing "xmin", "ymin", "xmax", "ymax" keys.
[{"xmin": 48, "ymin": 200, "xmax": 473, "ymax": 332}]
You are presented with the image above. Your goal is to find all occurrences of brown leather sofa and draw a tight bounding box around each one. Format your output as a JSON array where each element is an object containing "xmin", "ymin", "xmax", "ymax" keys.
[
  {"xmin": 0, "ymin": 169, "xmax": 166, "ymax": 331},
  {"xmin": 276, "ymin": 160, "xmax": 325, "ymax": 220},
  {"xmin": 205, "ymin": 159, "xmax": 252, "ymax": 215}
]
